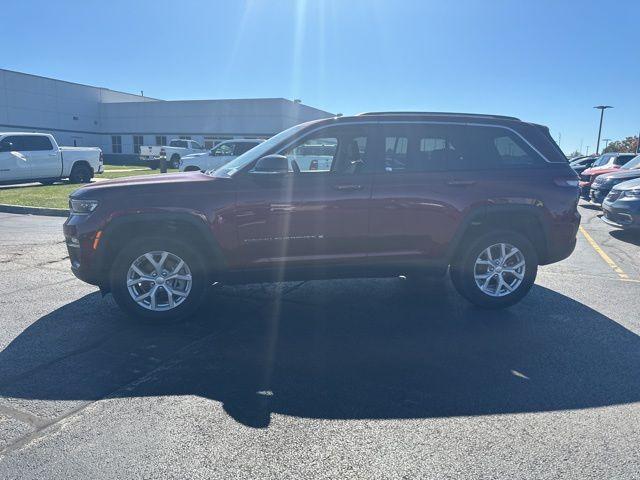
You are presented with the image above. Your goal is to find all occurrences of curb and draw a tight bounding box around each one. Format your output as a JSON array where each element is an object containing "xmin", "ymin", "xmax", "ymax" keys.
[{"xmin": 0, "ymin": 204, "xmax": 69, "ymax": 217}]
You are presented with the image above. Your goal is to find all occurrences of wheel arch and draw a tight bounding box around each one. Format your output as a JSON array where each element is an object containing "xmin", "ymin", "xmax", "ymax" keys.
[
  {"xmin": 96, "ymin": 212, "xmax": 226, "ymax": 289},
  {"xmin": 448, "ymin": 205, "xmax": 549, "ymax": 265}
]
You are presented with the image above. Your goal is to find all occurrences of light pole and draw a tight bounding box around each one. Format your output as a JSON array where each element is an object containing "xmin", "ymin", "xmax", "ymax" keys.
[
  {"xmin": 594, "ymin": 105, "xmax": 613, "ymax": 155},
  {"xmin": 602, "ymin": 138, "xmax": 611, "ymax": 149}
]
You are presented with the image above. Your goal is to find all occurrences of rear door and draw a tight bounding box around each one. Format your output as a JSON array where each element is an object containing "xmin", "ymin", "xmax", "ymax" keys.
[
  {"xmin": 368, "ymin": 123, "xmax": 473, "ymax": 262},
  {"xmin": 24, "ymin": 135, "xmax": 59, "ymax": 178}
]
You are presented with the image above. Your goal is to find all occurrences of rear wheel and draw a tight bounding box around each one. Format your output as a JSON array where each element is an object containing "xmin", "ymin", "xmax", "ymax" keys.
[
  {"xmin": 450, "ymin": 231, "xmax": 537, "ymax": 309},
  {"xmin": 69, "ymin": 163, "xmax": 92, "ymax": 183},
  {"xmin": 110, "ymin": 237, "xmax": 208, "ymax": 323}
]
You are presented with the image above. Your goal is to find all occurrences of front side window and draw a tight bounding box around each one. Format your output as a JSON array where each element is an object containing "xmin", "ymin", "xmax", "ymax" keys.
[
  {"xmin": 111, "ymin": 136, "xmax": 122, "ymax": 154},
  {"xmin": 234, "ymin": 142, "xmax": 259, "ymax": 155},
  {"xmin": 213, "ymin": 143, "xmax": 234, "ymax": 156},
  {"xmin": 614, "ymin": 154, "xmax": 635, "ymax": 166},
  {"xmin": 191, "ymin": 141, "xmax": 203, "ymax": 150},
  {"xmin": 169, "ymin": 140, "xmax": 188, "ymax": 148},
  {"xmin": 281, "ymin": 126, "xmax": 370, "ymax": 174}
]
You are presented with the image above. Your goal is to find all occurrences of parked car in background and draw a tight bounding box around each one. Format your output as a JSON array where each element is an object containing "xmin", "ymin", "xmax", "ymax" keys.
[
  {"xmin": 589, "ymin": 155, "xmax": 640, "ymax": 204},
  {"xmin": 570, "ymin": 155, "xmax": 597, "ymax": 175},
  {"xmin": 178, "ymin": 139, "xmax": 264, "ymax": 172},
  {"xmin": 139, "ymin": 139, "xmax": 206, "ymax": 169},
  {"xmin": 64, "ymin": 112, "xmax": 579, "ymax": 322},
  {"xmin": 578, "ymin": 152, "xmax": 636, "ymax": 200},
  {"xmin": 0, "ymin": 132, "xmax": 102, "ymax": 185},
  {"xmin": 602, "ymin": 177, "xmax": 640, "ymax": 230},
  {"xmin": 288, "ymin": 143, "xmax": 336, "ymax": 171}
]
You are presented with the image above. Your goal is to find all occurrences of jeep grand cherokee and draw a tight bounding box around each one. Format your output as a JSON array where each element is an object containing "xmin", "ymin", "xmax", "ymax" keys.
[{"xmin": 64, "ymin": 112, "xmax": 580, "ymax": 322}]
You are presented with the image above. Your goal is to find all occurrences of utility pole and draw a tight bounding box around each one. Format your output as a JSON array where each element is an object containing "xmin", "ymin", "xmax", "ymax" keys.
[
  {"xmin": 594, "ymin": 105, "xmax": 613, "ymax": 155},
  {"xmin": 637, "ymin": 129, "xmax": 640, "ymax": 154},
  {"xmin": 602, "ymin": 138, "xmax": 611, "ymax": 149},
  {"xmin": 579, "ymin": 139, "xmax": 583, "ymax": 154},
  {"xmin": 558, "ymin": 132, "xmax": 562, "ymax": 148}
]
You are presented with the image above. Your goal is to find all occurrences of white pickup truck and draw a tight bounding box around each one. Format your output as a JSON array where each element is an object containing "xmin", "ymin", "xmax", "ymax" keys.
[
  {"xmin": 139, "ymin": 139, "xmax": 206, "ymax": 169},
  {"xmin": 0, "ymin": 132, "xmax": 103, "ymax": 185},
  {"xmin": 179, "ymin": 139, "xmax": 264, "ymax": 172}
]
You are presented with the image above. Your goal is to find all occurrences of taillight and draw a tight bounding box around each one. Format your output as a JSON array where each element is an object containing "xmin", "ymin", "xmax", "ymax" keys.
[
  {"xmin": 99, "ymin": 151, "xmax": 104, "ymax": 163},
  {"xmin": 309, "ymin": 159, "xmax": 318, "ymax": 170}
]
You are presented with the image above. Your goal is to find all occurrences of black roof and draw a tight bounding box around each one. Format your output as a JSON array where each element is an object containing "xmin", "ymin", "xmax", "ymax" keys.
[{"xmin": 355, "ymin": 111, "xmax": 521, "ymax": 121}]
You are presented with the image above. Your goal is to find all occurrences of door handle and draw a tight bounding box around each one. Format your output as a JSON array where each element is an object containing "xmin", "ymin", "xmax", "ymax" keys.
[
  {"xmin": 334, "ymin": 184, "xmax": 363, "ymax": 191},
  {"xmin": 447, "ymin": 180, "xmax": 476, "ymax": 187}
]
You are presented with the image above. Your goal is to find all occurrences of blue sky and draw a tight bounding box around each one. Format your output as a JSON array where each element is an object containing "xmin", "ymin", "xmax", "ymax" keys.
[{"xmin": 2, "ymin": 0, "xmax": 639, "ymax": 154}]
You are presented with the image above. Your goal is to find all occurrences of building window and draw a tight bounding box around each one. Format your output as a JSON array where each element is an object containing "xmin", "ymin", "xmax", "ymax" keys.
[
  {"xmin": 155, "ymin": 135, "xmax": 167, "ymax": 146},
  {"xmin": 133, "ymin": 135, "xmax": 144, "ymax": 154},
  {"xmin": 111, "ymin": 136, "xmax": 122, "ymax": 154},
  {"xmin": 179, "ymin": 136, "xmax": 191, "ymax": 140}
]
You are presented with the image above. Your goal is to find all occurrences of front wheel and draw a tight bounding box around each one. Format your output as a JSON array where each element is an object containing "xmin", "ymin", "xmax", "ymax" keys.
[
  {"xmin": 170, "ymin": 155, "xmax": 180, "ymax": 169},
  {"xmin": 450, "ymin": 231, "xmax": 538, "ymax": 309},
  {"xmin": 110, "ymin": 237, "xmax": 208, "ymax": 322}
]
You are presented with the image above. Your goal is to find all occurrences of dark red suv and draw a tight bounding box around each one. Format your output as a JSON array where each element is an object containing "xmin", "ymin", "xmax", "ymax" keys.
[{"xmin": 64, "ymin": 112, "xmax": 580, "ymax": 321}]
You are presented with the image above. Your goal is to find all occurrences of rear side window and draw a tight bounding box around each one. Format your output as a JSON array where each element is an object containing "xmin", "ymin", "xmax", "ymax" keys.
[
  {"xmin": 466, "ymin": 126, "xmax": 544, "ymax": 168},
  {"xmin": 169, "ymin": 140, "xmax": 188, "ymax": 148}
]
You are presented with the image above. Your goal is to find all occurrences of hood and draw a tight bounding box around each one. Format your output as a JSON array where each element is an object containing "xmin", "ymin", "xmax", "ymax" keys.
[
  {"xmin": 612, "ymin": 177, "xmax": 640, "ymax": 191},
  {"xmin": 71, "ymin": 172, "xmax": 214, "ymax": 198},
  {"xmin": 598, "ymin": 169, "xmax": 640, "ymax": 182},
  {"xmin": 583, "ymin": 166, "xmax": 619, "ymax": 176}
]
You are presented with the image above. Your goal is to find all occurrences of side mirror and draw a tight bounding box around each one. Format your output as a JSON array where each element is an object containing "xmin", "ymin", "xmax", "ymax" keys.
[{"xmin": 251, "ymin": 155, "xmax": 290, "ymax": 175}]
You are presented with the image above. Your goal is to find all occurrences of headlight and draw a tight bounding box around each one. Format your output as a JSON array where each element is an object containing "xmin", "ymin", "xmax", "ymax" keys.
[
  {"xmin": 622, "ymin": 189, "xmax": 640, "ymax": 198},
  {"xmin": 69, "ymin": 199, "xmax": 99, "ymax": 215}
]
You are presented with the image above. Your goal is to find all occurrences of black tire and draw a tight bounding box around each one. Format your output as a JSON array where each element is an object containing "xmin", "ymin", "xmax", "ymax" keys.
[
  {"xmin": 450, "ymin": 230, "xmax": 538, "ymax": 309},
  {"xmin": 69, "ymin": 163, "xmax": 93, "ymax": 183},
  {"xmin": 110, "ymin": 237, "xmax": 209, "ymax": 323},
  {"xmin": 184, "ymin": 166, "xmax": 200, "ymax": 172},
  {"xmin": 39, "ymin": 179, "xmax": 57, "ymax": 185},
  {"xmin": 170, "ymin": 155, "xmax": 180, "ymax": 169}
]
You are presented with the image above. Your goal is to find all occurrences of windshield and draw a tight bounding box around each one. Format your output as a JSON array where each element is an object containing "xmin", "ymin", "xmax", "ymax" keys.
[
  {"xmin": 207, "ymin": 123, "xmax": 311, "ymax": 177},
  {"xmin": 622, "ymin": 155, "xmax": 640, "ymax": 170},
  {"xmin": 591, "ymin": 154, "xmax": 611, "ymax": 167}
]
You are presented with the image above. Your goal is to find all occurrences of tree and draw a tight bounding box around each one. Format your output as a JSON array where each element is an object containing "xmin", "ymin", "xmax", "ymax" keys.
[
  {"xmin": 567, "ymin": 150, "xmax": 582, "ymax": 158},
  {"xmin": 603, "ymin": 136, "xmax": 639, "ymax": 154}
]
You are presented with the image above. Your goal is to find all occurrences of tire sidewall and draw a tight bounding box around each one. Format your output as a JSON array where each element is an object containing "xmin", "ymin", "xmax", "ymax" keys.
[
  {"xmin": 110, "ymin": 237, "xmax": 208, "ymax": 323},
  {"xmin": 451, "ymin": 231, "xmax": 538, "ymax": 309}
]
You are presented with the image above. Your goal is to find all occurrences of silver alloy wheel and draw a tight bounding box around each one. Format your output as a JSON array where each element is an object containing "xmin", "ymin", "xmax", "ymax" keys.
[
  {"xmin": 126, "ymin": 251, "xmax": 192, "ymax": 312},
  {"xmin": 473, "ymin": 243, "xmax": 526, "ymax": 297}
]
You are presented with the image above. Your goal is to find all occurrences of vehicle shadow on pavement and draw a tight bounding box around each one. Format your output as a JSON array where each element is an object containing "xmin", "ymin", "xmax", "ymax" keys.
[
  {"xmin": 610, "ymin": 229, "xmax": 640, "ymax": 246},
  {"xmin": 1, "ymin": 280, "xmax": 639, "ymax": 429}
]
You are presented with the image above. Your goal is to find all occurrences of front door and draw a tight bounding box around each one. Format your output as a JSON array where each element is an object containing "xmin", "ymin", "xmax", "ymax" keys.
[
  {"xmin": 0, "ymin": 135, "xmax": 31, "ymax": 182},
  {"xmin": 232, "ymin": 125, "xmax": 375, "ymax": 271}
]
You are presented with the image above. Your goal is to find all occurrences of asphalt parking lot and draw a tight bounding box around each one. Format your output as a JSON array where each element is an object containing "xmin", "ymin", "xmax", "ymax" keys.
[{"xmin": 0, "ymin": 203, "xmax": 639, "ymax": 479}]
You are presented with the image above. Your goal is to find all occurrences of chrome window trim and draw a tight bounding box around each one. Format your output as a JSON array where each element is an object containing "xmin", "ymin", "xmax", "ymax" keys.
[{"xmin": 273, "ymin": 120, "xmax": 554, "ymax": 164}]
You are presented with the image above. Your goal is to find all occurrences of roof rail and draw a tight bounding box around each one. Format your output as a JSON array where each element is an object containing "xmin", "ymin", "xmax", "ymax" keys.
[{"xmin": 356, "ymin": 111, "xmax": 521, "ymax": 121}]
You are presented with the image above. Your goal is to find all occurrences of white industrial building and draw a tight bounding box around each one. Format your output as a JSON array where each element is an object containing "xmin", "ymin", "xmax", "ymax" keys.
[{"xmin": 0, "ymin": 69, "xmax": 333, "ymax": 161}]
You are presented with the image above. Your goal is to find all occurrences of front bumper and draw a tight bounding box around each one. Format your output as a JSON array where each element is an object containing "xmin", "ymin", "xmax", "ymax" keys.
[
  {"xmin": 602, "ymin": 200, "xmax": 640, "ymax": 230},
  {"xmin": 589, "ymin": 186, "xmax": 610, "ymax": 205},
  {"xmin": 579, "ymin": 182, "xmax": 591, "ymax": 200},
  {"xmin": 63, "ymin": 216, "xmax": 105, "ymax": 286}
]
